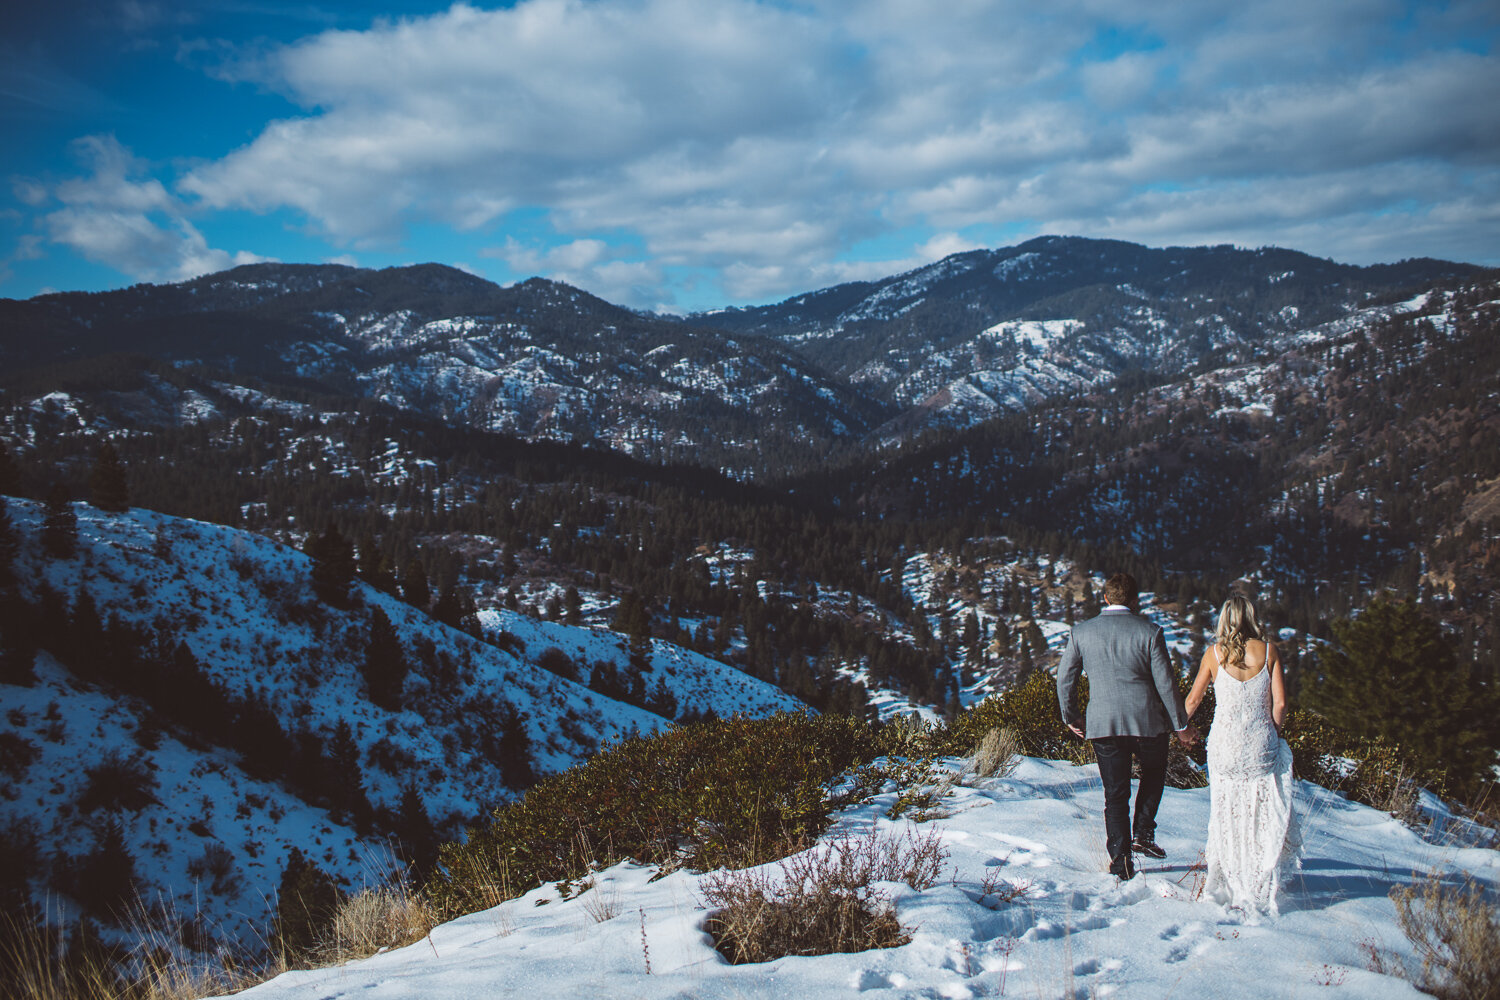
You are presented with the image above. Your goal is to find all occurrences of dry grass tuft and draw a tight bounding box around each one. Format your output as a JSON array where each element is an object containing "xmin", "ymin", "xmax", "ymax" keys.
[
  {"xmin": 0, "ymin": 907, "xmax": 278, "ymax": 1000},
  {"xmin": 700, "ymin": 826, "xmax": 947, "ymax": 965},
  {"xmin": 1391, "ymin": 872, "xmax": 1500, "ymax": 1000},
  {"xmin": 967, "ymin": 727, "xmax": 1021, "ymax": 782},
  {"xmin": 580, "ymin": 881, "xmax": 621, "ymax": 923},
  {"xmin": 315, "ymin": 882, "xmax": 436, "ymax": 966}
]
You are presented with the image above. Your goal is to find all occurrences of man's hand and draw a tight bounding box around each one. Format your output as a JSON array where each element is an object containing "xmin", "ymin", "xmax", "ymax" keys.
[
  {"xmin": 1175, "ymin": 725, "xmax": 1197, "ymax": 747},
  {"xmin": 1067, "ymin": 723, "xmax": 1085, "ymax": 739}
]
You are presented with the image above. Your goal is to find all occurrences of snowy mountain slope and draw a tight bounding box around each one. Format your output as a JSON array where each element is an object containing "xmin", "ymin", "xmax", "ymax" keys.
[
  {"xmin": 2, "ymin": 240, "xmax": 1478, "ymax": 474},
  {"xmin": 0, "ymin": 498, "xmax": 803, "ymax": 947},
  {"xmin": 208, "ymin": 754, "xmax": 1499, "ymax": 1000},
  {"xmin": 474, "ymin": 609, "xmax": 804, "ymax": 721},
  {"xmin": 690, "ymin": 236, "xmax": 1479, "ymax": 434},
  {"xmin": 0, "ymin": 264, "xmax": 884, "ymax": 474},
  {"xmin": 3, "ymin": 652, "xmax": 376, "ymax": 947}
]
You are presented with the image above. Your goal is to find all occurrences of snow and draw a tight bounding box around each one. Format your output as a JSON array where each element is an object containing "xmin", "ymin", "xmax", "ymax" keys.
[
  {"xmin": 2, "ymin": 498, "xmax": 803, "ymax": 949},
  {"xmin": 213, "ymin": 755, "xmax": 1496, "ymax": 999}
]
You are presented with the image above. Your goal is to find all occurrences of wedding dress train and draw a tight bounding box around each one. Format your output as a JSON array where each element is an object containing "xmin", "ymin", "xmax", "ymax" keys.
[{"xmin": 1203, "ymin": 660, "xmax": 1301, "ymax": 916}]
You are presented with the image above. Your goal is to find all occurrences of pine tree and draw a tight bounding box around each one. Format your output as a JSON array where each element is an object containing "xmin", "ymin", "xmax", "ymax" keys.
[
  {"xmin": 362, "ymin": 607, "xmax": 407, "ymax": 709},
  {"xmin": 88, "ymin": 443, "xmax": 129, "ymax": 513},
  {"xmin": 306, "ymin": 525, "xmax": 356, "ymax": 605},
  {"xmin": 612, "ymin": 590, "xmax": 646, "ymax": 636},
  {"xmin": 401, "ymin": 558, "xmax": 431, "ymax": 611},
  {"xmin": 77, "ymin": 816, "xmax": 136, "ymax": 918},
  {"xmin": 0, "ymin": 500, "xmax": 16, "ymax": 588},
  {"xmin": 432, "ymin": 583, "xmax": 464, "ymax": 629},
  {"xmin": 41, "ymin": 484, "xmax": 77, "ymax": 559},
  {"xmin": 1305, "ymin": 596, "xmax": 1500, "ymax": 793},
  {"xmin": 395, "ymin": 782, "xmax": 439, "ymax": 879},
  {"xmin": 495, "ymin": 701, "xmax": 535, "ymax": 789},
  {"xmin": 273, "ymin": 847, "xmax": 342, "ymax": 961},
  {"xmin": 0, "ymin": 441, "xmax": 18, "ymax": 497},
  {"xmin": 325, "ymin": 719, "xmax": 369, "ymax": 827},
  {"xmin": 564, "ymin": 585, "xmax": 583, "ymax": 626}
]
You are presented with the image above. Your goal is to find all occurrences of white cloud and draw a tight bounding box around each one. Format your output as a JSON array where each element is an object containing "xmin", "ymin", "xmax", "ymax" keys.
[
  {"xmin": 485, "ymin": 236, "xmax": 665, "ymax": 306},
  {"xmin": 34, "ymin": 135, "xmax": 269, "ymax": 284},
  {"xmin": 153, "ymin": 0, "xmax": 1500, "ymax": 303}
]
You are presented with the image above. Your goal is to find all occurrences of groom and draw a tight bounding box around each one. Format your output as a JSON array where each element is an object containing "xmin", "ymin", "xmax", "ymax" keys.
[{"xmin": 1056, "ymin": 572, "xmax": 1194, "ymax": 881}]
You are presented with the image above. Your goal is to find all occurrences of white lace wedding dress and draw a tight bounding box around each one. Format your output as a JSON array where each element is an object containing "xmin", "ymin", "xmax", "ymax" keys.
[{"xmin": 1204, "ymin": 657, "xmax": 1301, "ymax": 916}]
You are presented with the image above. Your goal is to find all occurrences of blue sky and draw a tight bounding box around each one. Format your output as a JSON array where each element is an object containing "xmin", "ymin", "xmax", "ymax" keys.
[{"xmin": 3, "ymin": 0, "xmax": 1497, "ymax": 312}]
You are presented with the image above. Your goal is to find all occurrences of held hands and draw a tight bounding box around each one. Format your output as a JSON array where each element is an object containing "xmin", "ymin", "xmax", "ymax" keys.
[
  {"xmin": 1067, "ymin": 722, "xmax": 1085, "ymax": 739},
  {"xmin": 1176, "ymin": 725, "xmax": 1198, "ymax": 747}
]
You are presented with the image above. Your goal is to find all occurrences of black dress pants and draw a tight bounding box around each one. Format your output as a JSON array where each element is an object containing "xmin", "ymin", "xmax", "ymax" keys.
[{"xmin": 1092, "ymin": 733, "xmax": 1169, "ymax": 866}]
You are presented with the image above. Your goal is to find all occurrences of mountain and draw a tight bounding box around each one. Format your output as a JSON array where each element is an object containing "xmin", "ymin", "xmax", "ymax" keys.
[
  {"xmin": 794, "ymin": 278, "xmax": 1500, "ymax": 646},
  {"xmin": 0, "ymin": 498, "xmax": 800, "ymax": 945},
  {"xmin": 2, "ymin": 239, "xmax": 1480, "ymax": 474},
  {"xmin": 0, "ymin": 263, "xmax": 883, "ymax": 477},
  {"xmin": 688, "ymin": 236, "xmax": 1479, "ymax": 435}
]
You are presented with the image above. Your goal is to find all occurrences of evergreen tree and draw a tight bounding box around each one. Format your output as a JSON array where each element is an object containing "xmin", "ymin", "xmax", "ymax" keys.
[
  {"xmin": 88, "ymin": 443, "xmax": 129, "ymax": 513},
  {"xmin": 495, "ymin": 701, "xmax": 535, "ymax": 789},
  {"xmin": 273, "ymin": 847, "xmax": 342, "ymax": 962},
  {"xmin": 401, "ymin": 558, "xmax": 431, "ymax": 611},
  {"xmin": 0, "ymin": 500, "xmax": 16, "ymax": 588},
  {"xmin": 564, "ymin": 585, "xmax": 584, "ymax": 626},
  {"xmin": 325, "ymin": 719, "xmax": 369, "ymax": 827},
  {"xmin": 394, "ymin": 782, "xmax": 439, "ymax": 880},
  {"xmin": 77, "ymin": 816, "xmax": 136, "ymax": 918},
  {"xmin": 1304, "ymin": 596, "xmax": 1500, "ymax": 793},
  {"xmin": 432, "ymin": 583, "xmax": 464, "ymax": 629},
  {"xmin": 306, "ymin": 525, "xmax": 356, "ymax": 605},
  {"xmin": 647, "ymin": 673, "xmax": 678, "ymax": 719},
  {"xmin": 0, "ymin": 441, "xmax": 17, "ymax": 496},
  {"xmin": 362, "ymin": 607, "xmax": 407, "ymax": 709},
  {"xmin": 41, "ymin": 484, "xmax": 77, "ymax": 559}
]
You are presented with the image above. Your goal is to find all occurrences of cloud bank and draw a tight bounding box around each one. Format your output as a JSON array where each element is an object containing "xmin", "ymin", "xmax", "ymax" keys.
[{"xmin": 23, "ymin": 0, "xmax": 1500, "ymax": 306}]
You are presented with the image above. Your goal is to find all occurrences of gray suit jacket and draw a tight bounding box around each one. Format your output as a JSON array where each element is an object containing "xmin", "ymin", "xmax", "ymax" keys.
[{"xmin": 1055, "ymin": 608, "xmax": 1189, "ymax": 739}]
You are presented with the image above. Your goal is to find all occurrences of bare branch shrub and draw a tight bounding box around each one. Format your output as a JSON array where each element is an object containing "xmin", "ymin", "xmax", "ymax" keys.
[
  {"xmin": 1392, "ymin": 873, "xmax": 1500, "ymax": 1000},
  {"xmin": 700, "ymin": 826, "xmax": 947, "ymax": 964}
]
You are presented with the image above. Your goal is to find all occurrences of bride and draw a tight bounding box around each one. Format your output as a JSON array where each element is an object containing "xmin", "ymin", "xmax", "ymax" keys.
[{"xmin": 1185, "ymin": 593, "xmax": 1301, "ymax": 916}]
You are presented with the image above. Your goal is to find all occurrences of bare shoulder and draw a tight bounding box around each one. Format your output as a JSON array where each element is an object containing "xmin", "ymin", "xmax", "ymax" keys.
[{"xmin": 1199, "ymin": 644, "xmax": 1220, "ymax": 678}]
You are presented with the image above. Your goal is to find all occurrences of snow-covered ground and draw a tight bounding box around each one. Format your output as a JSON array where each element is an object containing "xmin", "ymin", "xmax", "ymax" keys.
[{"xmin": 212, "ymin": 754, "xmax": 1498, "ymax": 999}]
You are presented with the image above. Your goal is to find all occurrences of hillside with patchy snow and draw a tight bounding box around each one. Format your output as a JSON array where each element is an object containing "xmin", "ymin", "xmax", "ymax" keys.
[{"xmin": 0, "ymin": 497, "xmax": 801, "ymax": 948}]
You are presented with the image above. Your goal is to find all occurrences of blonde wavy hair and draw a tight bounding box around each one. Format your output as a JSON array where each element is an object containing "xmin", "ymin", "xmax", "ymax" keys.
[{"xmin": 1215, "ymin": 593, "xmax": 1263, "ymax": 668}]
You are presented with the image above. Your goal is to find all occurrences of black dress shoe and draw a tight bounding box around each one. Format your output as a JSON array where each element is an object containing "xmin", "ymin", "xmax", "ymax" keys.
[
  {"xmin": 1131, "ymin": 838, "xmax": 1166, "ymax": 860},
  {"xmin": 1108, "ymin": 854, "xmax": 1136, "ymax": 881}
]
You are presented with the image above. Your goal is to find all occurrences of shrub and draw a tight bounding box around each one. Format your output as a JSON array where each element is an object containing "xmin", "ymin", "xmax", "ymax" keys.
[
  {"xmin": 534, "ymin": 646, "xmax": 577, "ymax": 680},
  {"xmin": 1283, "ymin": 710, "xmax": 1436, "ymax": 816},
  {"xmin": 76, "ymin": 751, "xmax": 157, "ymax": 814},
  {"xmin": 699, "ymin": 826, "xmax": 946, "ymax": 964},
  {"xmin": 186, "ymin": 842, "xmax": 241, "ymax": 896},
  {"xmin": 1392, "ymin": 873, "xmax": 1500, "ymax": 1000},
  {"xmin": 943, "ymin": 670, "xmax": 1092, "ymax": 765},
  {"xmin": 0, "ymin": 732, "xmax": 40, "ymax": 783},
  {"xmin": 429, "ymin": 712, "xmax": 882, "ymax": 920}
]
